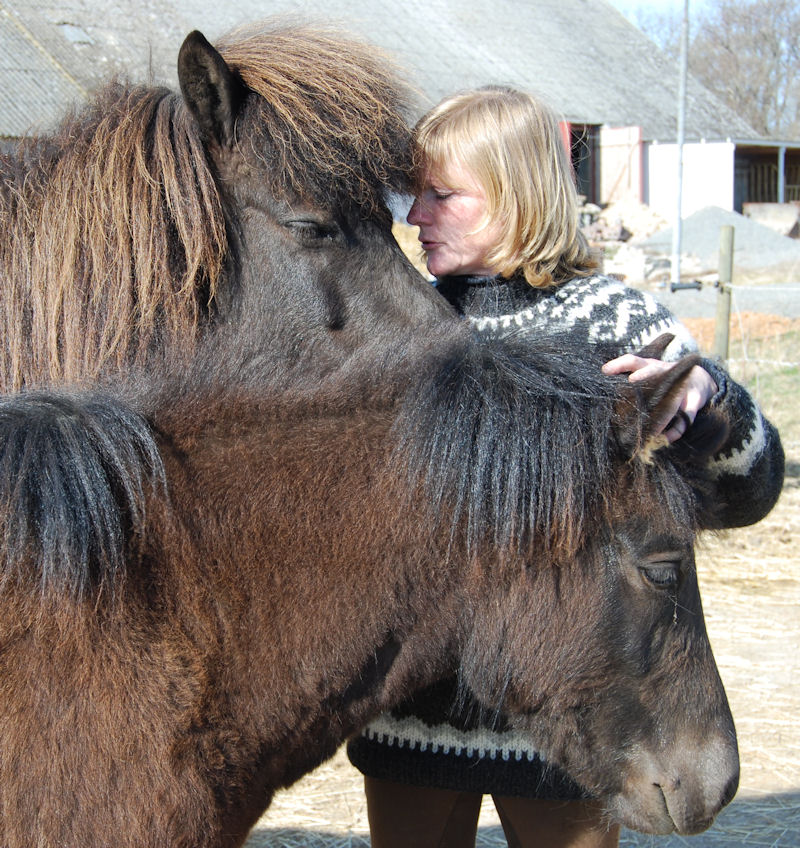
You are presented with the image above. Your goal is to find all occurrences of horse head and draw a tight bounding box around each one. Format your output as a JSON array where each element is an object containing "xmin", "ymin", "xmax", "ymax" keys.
[
  {"xmin": 444, "ymin": 334, "xmax": 738, "ymax": 835},
  {"xmin": 177, "ymin": 28, "xmax": 453, "ymax": 383},
  {"xmin": 0, "ymin": 323, "xmax": 742, "ymax": 842},
  {"xmin": 0, "ymin": 24, "xmax": 454, "ymax": 391}
]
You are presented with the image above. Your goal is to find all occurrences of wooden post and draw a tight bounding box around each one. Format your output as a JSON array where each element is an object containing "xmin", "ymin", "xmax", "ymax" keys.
[{"xmin": 713, "ymin": 225, "xmax": 734, "ymax": 362}]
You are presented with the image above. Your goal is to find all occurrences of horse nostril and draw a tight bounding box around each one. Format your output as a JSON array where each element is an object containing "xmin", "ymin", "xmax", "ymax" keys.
[{"xmin": 656, "ymin": 777, "xmax": 681, "ymax": 793}]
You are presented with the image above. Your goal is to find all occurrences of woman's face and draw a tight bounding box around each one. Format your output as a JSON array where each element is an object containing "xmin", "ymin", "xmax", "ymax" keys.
[{"xmin": 407, "ymin": 160, "xmax": 503, "ymax": 278}]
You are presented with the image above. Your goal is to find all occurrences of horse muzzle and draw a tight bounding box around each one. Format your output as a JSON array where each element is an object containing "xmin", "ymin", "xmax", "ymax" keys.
[{"xmin": 611, "ymin": 731, "xmax": 740, "ymax": 835}]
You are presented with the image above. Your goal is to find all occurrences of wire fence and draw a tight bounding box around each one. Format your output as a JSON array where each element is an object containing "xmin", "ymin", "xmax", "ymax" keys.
[
  {"xmin": 667, "ymin": 283, "xmax": 800, "ymax": 367},
  {"xmin": 652, "ymin": 279, "xmax": 800, "ymax": 455}
]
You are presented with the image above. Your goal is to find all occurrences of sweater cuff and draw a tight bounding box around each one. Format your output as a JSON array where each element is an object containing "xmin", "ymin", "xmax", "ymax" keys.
[{"xmin": 698, "ymin": 357, "xmax": 729, "ymax": 409}]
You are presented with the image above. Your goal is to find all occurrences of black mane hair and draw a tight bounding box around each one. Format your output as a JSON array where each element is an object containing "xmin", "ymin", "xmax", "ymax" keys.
[
  {"xmin": 395, "ymin": 330, "xmax": 725, "ymax": 560},
  {"xmin": 0, "ymin": 391, "xmax": 164, "ymax": 596}
]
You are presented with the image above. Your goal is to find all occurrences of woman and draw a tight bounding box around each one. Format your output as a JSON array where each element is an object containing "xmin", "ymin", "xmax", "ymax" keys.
[{"xmin": 347, "ymin": 86, "xmax": 783, "ymax": 847}]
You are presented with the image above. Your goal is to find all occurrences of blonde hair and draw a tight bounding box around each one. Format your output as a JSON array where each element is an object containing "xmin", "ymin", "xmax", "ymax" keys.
[{"xmin": 413, "ymin": 86, "xmax": 597, "ymax": 287}]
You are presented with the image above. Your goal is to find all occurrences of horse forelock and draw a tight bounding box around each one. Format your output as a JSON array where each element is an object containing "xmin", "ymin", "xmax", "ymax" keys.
[
  {"xmin": 393, "ymin": 331, "xmax": 718, "ymax": 565},
  {"xmin": 0, "ymin": 82, "xmax": 227, "ymax": 391},
  {"xmin": 393, "ymin": 333, "xmax": 623, "ymax": 563},
  {"xmin": 216, "ymin": 23, "xmax": 415, "ymax": 215}
]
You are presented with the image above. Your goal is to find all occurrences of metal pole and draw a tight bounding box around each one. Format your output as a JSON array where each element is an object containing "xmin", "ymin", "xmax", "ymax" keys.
[
  {"xmin": 713, "ymin": 225, "xmax": 734, "ymax": 362},
  {"xmin": 670, "ymin": 0, "xmax": 689, "ymax": 285}
]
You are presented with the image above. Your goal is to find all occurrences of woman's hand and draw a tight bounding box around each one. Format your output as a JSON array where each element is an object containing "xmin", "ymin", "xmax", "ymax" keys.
[{"xmin": 602, "ymin": 355, "xmax": 718, "ymax": 443}]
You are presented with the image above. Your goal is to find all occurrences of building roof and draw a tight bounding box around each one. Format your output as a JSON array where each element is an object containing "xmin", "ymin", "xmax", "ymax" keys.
[
  {"xmin": 0, "ymin": 3, "xmax": 86, "ymax": 136},
  {"xmin": 0, "ymin": 0, "xmax": 761, "ymax": 141}
]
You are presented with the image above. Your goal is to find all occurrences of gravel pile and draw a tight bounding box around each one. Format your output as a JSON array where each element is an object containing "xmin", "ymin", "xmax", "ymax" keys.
[{"xmin": 635, "ymin": 206, "xmax": 800, "ymax": 281}]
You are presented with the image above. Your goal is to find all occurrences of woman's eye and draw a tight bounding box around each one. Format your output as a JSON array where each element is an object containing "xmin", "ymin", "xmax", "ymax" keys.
[{"xmin": 639, "ymin": 562, "xmax": 680, "ymax": 590}]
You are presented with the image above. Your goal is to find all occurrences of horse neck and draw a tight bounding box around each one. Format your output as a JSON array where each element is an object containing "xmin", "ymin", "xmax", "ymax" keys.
[{"xmin": 147, "ymin": 375, "xmax": 467, "ymax": 723}]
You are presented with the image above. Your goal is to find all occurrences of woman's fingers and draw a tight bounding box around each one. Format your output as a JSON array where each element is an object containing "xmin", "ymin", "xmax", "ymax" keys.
[
  {"xmin": 602, "ymin": 354, "xmax": 671, "ymax": 382},
  {"xmin": 663, "ymin": 409, "xmax": 692, "ymax": 443},
  {"xmin": 602, "ymin": 356, "xmax": 718, "ymax": 443}
]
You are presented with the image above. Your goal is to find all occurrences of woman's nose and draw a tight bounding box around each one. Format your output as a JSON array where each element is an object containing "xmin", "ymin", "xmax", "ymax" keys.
[{"xmin": 407, "ymin": 197, "xmax": 427, "ymax": 226}]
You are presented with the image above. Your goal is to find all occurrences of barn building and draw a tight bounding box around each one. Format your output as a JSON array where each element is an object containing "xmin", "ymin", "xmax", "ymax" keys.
[{"xmin": 2, "ymin": 0, "xmax": 798, "ymax": 218}]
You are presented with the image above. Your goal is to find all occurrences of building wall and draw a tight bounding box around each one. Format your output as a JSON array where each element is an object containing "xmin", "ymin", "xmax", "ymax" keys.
[
  {"xmin": 599, "ymin": 126, "xmax": 643, "ymax": 206},
  {"xmin": 644, "ymin": 140, "xmax": 735, "ymax": 220}
]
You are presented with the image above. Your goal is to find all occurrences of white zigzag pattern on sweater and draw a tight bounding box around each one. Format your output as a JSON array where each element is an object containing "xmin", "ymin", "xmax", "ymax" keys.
[
  {"xmin": 468, "ymin": 277, "xmax": 697, "ymax": 355},
  {"xmin": 707, "ymin": 398, "xmax": 766, "ymax": 479},
  {"xmin": 362, "ymin": 713, "xmax": 550, "ymax": 763}
]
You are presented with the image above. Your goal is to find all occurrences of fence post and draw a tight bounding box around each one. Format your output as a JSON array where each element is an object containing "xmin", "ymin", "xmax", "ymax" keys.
[{"xmin": 713, "ymin": 225, "xmax": 734, "ymax": 362}]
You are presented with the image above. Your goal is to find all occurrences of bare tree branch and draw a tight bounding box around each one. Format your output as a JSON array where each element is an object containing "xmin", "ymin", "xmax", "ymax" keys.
[{"xmin": 634, "ymin": 0, "xmax": 800, "ymax": 139}]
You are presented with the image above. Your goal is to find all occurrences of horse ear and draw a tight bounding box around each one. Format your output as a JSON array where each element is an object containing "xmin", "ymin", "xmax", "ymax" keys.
[
  {"xmin": 635, "ymin": 332, "xmax": 675, "ymax": 360},
  {"xmin": 178, "ymin": 30, "xmax": 245, "ymax": 148},
  {"xmin": 615, "ymin": 354, "xmax": 702, "ymax": 458}
]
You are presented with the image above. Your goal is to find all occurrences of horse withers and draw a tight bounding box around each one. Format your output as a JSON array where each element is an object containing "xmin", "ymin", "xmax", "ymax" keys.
[{"xmin": 0, "ymin": 21, "xmax": 746, "ymax": 848}]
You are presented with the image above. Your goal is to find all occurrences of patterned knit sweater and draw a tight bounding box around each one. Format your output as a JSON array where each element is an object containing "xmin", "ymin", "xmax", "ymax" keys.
[{"xmin": 347, "ymin": 273, "xmax": 784, "ymax": 799}]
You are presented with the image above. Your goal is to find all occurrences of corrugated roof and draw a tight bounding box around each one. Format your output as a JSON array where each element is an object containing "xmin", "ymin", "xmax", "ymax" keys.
[
  {"xmin": 0, "ymin": 4, "xmax": 85, "ymax": 135},
  {"xmin": 0, "ymin": 0, "xmax": 761, "ymax": 141}
]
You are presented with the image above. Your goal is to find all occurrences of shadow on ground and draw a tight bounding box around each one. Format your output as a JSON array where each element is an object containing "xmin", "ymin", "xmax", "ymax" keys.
[
  {"xmin": 783, "ymin": 459, "xmax": 800, "ymax": 484},
  {"xmin": 248, "ymin": 791, "xmax": 800, "ymax": 847}
]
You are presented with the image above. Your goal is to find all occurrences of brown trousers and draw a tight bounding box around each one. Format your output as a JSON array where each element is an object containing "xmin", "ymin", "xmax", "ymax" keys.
[{"xmin": 364, "ymin": 776, "xmax": 620, "ymax": 848}]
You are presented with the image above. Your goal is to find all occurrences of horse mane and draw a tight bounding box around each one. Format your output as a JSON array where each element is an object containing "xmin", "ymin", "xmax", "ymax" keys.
[
  {"xmin": 0, "ymin": 84, "xmax": 225, "ymax": 390},
  {"xmin": 0, "ymin": 23, "xmax": 415, "ymax": 391},
  {"xmin": 394, "ymin": 332, "xmax": 616, "ymax": 559},
  {"xmin": 216, "ymin": 21, "xmax": 415, "ymax": 214},
  {"xmin": 0, "ymin": 389, "xmax": 164, "ymax": 597},
  {"xmin": 394, "ymin": 331, "xmax": 724, "ymax": 562}
]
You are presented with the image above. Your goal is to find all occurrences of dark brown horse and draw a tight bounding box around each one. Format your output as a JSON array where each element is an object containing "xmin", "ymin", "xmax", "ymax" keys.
[
  {"xmin": 0, "ymin": 22, "xmax": 743, "ymax": 848},
  {"xmin": 0, "ymin": 23, "xmax": 441, "ymax": 391},
  {"xmin": 0, "ymin": 332, "xmax": 739, "ymax": 846}
]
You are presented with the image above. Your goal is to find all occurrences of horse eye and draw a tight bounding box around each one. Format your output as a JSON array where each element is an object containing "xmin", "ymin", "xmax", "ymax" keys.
[
  {"xmin": 285, "ymin": 219, "xmax": 339, "ymax": 244},
  {"xmin": 639, "ymin": 562, "xmax": 680, "ymax": 590}
]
